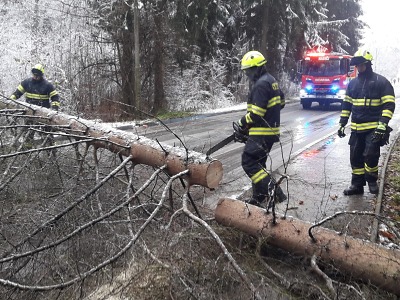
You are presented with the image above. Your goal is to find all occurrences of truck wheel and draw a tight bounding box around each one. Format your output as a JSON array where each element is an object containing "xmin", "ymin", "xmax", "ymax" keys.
[{"xmin": 302, "ymin": 100, "xmax": 311, "ymax": 109}]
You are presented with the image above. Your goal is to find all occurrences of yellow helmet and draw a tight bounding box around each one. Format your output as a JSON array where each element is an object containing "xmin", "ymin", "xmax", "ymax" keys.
[
  {"xmin": 241, "ymin": 51, "xmax": 267, "ymax": 70},
  {"xmin": 350, "ymin": 49, "xmax": 373, "ymax": 66},
  {"xmin": 32, "ymin": 64, "xmax": 45, "ymax": 75}
]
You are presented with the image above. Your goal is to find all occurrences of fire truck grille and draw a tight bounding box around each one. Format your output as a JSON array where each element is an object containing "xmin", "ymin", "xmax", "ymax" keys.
[{"xmin": 314, "ymin": 85, "xmax": 335, "ymax": 94}]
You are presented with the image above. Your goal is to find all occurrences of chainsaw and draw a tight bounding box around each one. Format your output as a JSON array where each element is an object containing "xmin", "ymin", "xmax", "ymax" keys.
[{"xmin": 206, "ymin": 122, "xmax": 248, "ymax": 156}]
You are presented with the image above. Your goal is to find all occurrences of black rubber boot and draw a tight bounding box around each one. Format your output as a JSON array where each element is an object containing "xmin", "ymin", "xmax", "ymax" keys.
[
  {"xmin": 274, "ymin": 185, "xmax": 287, "ymax": 203},
  {"xmin": 246, "ymin": 198, "xmax": 262, "ymax": 207},
  {"xmin": 248, "ymin": 183, "xmax": 268, "ymax": 206},
  {"xmin": 268, "ymin": 176, "xmax": 288, "ymax": 203},
  {"xmin": 343, "ymin": 185, "xmax": 364, "ymax": 195},
  {"xmin": 368, "ymin": 182, "xmax": 379, "ymax": 194}
]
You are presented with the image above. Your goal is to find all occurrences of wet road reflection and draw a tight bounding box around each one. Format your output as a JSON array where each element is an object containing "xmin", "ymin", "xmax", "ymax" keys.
[
  {"xmin": 128, "ymin": 92, "xmax": 400, "ymax": 223},
  {"xmin": 274, "ymin": 135, "xmax": 376, "ymax": 223},
  {"xmin": 274, "ymin": 94, "xmax": 400, "ymax": 223}
]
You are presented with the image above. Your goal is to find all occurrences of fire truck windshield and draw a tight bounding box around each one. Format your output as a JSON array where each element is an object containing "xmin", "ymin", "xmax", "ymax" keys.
[{"xmin": 303, "ymin": 58, "xmax": 344, "ymax": 77}]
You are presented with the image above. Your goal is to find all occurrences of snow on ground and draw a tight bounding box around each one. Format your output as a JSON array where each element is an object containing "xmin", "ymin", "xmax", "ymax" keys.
[{"xmin": 108, "ymin": 102, "xmax": 248, "ymax": 129}]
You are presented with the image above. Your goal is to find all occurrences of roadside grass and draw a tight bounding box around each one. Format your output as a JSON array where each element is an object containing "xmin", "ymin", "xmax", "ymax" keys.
[
  {"xmin": 384, "ymin": 140, "xmax": 400, "ymax": 223},
  {"xmin": 156, "ymin": 111, "xmax": 193, "ymax": 120}
]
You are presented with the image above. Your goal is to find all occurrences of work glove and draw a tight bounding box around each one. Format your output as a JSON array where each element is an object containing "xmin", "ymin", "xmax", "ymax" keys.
[
  {"xmin": 280, "ymin": 91, "xmax": 285, "ymax": 110},
  {"xmin": 337, "ymin": 124, "xmax": 346, "ymax": 138},
  {"xmin": 372, "ymin": 122, "xmax": 389, "ymax": 145},
  {"xmin": 51, "ymin": 101, "xmax": 60, "ymax": 112},
  {"xmin": 233, "ymin": 121, "xmax": 248, "ymax": 143}
]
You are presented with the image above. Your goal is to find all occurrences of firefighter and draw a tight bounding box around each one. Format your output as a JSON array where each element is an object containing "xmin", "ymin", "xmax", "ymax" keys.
[
  {"xmin": 338, "ymin": 49, "xmax": 395, "ymax": 195},
  {"xmin": 10, "ymin": 64, "xmax": 60, "ymax": 148},
  {"xmin": 237, "ymin": 50, "xmax": 286, "ymax": 207},
  {"xmin": 10, "ymin": 64, "xmax": 60, "ymax": 110}
]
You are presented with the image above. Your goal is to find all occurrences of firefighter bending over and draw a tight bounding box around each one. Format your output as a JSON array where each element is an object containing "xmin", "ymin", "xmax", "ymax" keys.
[
  {"xmin": 237, "ymin": 50, "xmax": 286, "ymax": 207},
  {"xmin": 338, "ymin": 49, "xmax": 395, "ymax": 195},
  {"xmin": 10, "ymin": 64, "xmax": 60, "ymax": 111}
]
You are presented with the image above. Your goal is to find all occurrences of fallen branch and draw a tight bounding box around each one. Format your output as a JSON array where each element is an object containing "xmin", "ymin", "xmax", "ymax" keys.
[
  {"xmin": 182, "ymin": 192, "xmax": 262, "ymax": 300},
  {"xmin": 310, "ymin": 254, "xmax": 336, "ymax": 298},
  {"xmin": 1, "ymin": 155, "xmax": 135, "ymax": 259},
  {"xmin": 0, "ymin": 167, "xmax": 189, "ymax": 290},
  {"xmin": 308, "ymin": 210, "xmax": 400, "ymax": 242},
  {"xmin": 0, "ymin": 98, "xmax": 223, "ymax": 189}
]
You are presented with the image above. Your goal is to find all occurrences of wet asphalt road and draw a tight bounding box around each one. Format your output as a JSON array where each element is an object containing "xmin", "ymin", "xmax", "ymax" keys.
[
  {"xmin": 130, "ymin": 89, "xmax": 400, "ymax": 223},
  {"xmin": 282, "ymin": 87, "xmax": 400, "ymax": 223}
]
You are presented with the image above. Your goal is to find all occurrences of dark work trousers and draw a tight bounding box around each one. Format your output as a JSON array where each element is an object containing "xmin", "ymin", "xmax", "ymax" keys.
[
  {"xmin": 25, "ymin": 100, "xmax": 52, "ymax": 144},
  {"xmin": 348, "ymin": 131, "xmax": 380, "ymax": 187},
  {"xmin": 242, "ymin": 135, "xmax": 275, "ymax": 202},
  {"xmin": 27, "ymin": 99, "xmax": 51, "ymax": 108}
]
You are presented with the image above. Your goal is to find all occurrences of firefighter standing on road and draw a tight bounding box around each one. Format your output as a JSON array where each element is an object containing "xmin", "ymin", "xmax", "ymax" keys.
[
  {"xmin": 10, "ymin": 64, "xmax": 60, "ymax": 111},
  {"xmin": 338, "ymin": 49, "xmax": 395, "ymax": 195},
  {"xmin": 237, "ymin": 50, "xmax": 286, "ymax": 207}
]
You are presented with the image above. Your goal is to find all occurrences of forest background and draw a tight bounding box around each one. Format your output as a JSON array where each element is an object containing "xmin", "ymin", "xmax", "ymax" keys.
[
  {"xmin": 2, "ymin": 2, "xmax": 400, "ymax": 299},
  {"xmin": 0, "ymin": 0, "xmax": 367, "ymax": 121}
]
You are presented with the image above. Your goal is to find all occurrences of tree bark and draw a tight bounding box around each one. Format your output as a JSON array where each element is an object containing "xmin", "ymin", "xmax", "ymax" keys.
[
  {"xmin": 0, "ymin": 100, "xmax": 223, "ymax": 189},
  {"xmin": 133, "ymin": 0, "xmax": 141, "ymax": 115},
  {"xmin": 215, "ymin": 198, "xmax": 400, "ymax": 296},
  {"xmin": 152, "ymin": 0, "xmax": 167, "ymax": 114},
  {"xmin": 120, "ymin": 4, "xmax": 136, "ymax": 117},
  {"xmin": 260, "ymin": 0, "xmax": 269, "ymax": 56}
]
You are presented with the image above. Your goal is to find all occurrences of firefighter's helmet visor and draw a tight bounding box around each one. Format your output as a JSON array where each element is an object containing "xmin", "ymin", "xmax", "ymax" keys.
[{"xmin": 350, "ymin": 56, "xmax": 369, "ymax": 66}]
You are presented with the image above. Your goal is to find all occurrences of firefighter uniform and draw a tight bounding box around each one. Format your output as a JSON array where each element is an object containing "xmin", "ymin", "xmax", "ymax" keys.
[
  {"xmin": 239, "ymin": 51, "xmax": 285, "ymax": 205},
  {"xmin": 10, "ymin": 64, "xmax": 60, "ymax": 110},
  {"xmin": 339, "ymin": 49, "xmax": 395, "ymax": 195},
  {"xmin": 10, "ymin": 64, "xmax": 60, "ymax": 148}
]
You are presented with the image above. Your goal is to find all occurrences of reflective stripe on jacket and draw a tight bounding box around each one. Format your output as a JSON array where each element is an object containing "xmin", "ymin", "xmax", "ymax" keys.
[
  {"xmin": 340, "ymin": 71, "xmax": 395, "ymax": 132},
  {"xmin": 240, "ymin": 72, "xmax": 283, "ymax": 137},
  {"xmin": 12, "ymin": 78, "xmax": 59, "ymax": 104}
]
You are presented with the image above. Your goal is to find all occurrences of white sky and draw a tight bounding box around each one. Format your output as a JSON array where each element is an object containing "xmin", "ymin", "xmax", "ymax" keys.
[
  {"xmin": 360, "ymin": 0, "xmax": 400, "ymax": 78},
  {"xmin": 361, "ymin": 0, "xmax": 400, "ymax": 49}
]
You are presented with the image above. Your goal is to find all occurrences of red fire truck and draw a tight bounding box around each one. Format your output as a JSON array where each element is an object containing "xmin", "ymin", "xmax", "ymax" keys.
[{"xmin": 298, "ymin": 49, "xmax": 356, "ymax": 109}]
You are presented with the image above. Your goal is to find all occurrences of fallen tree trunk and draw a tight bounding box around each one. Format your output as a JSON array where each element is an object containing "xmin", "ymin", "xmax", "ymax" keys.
[
  {"xmin": 0, "ymin": 99, "xmax": 223, "ymax": 189},
  {"xmin": 215, "ymin": 198, "xmax": 400, "ymax": 296}
]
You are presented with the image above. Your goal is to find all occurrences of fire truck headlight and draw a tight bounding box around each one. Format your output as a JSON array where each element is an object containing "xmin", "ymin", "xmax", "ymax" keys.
[
  {"xmin": 305, "ymin": 84, "xmax": 313, "ymax": 92},
  {"xmin": 331, "ymin": 85, "xmax": 339, "ymax": 93},
  {"xmin": 338, "ymin": 89, "xmax": 346, "ymax": 96}
]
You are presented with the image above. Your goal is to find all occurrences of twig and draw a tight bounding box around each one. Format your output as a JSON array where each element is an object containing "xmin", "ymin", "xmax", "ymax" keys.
[
  {"xmin": 310, "ymin": 254, "xmax": 336, "ymax": 298},
  {"xmin": 0, "ymin": 124, "xmax": 70, "ymax": 129},
  {"xmin": 182, "ymin": 190, "xmax": 262, "ymax": 300},
  {"xmin": 179, "ymin": 177, "xmax": 202, "ymax": 219},
  {"xmin": 0, "ymin": 155, "xmax": 135, "ymax": 259},
  {"xmin": 0, "ymin": 167, "xmax": 188, "ymax": 290},
  {"xmin": 0, "ymin": 94, "xmax": 36, "ymax": 112},
  {"xmin": 256, "ymin": 254, "xmax": 291, "ymax": 289},
  {"xmin": 108, "ymin": 99, "xmax": 191, "ymax": 161},
  {"xmin": 0, "ymin": 138, "xmax": 94, "ymax": 159},
  {"xmin": 308, "ymin": 210, "xmax": 400, "ymax": 243},
  {"xmin": 0, "ymin": 162, "xmax": 165, "ymax": 263}
]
